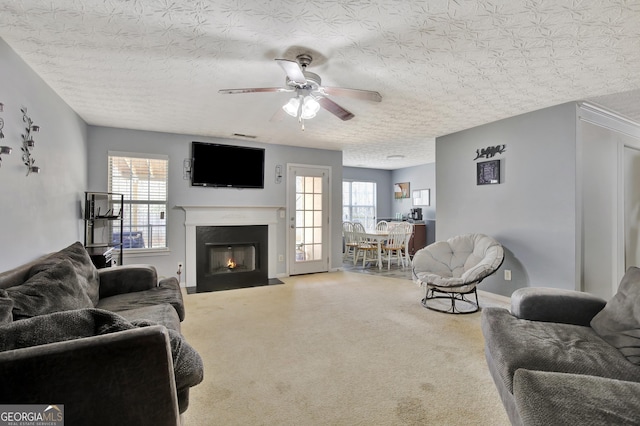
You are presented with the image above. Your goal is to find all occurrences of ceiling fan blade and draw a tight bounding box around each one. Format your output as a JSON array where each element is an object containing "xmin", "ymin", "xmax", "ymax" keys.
[
  {"xmin": 316, "ymin": 96, "xmax": 355, "ymax": 121},
  {"xmin": 218, "ymin": 87, "xmax": 293, "ymax": 95},
  {"xmin": 275, "ymin": 59, "xmax": 306, "ymax": 85},
  {"xmin": 270, "ymin": 107, "xmax": 287, "ymax": 122},
  {"xmin": 321, "ymin": 87, "xmax": 382, "ymax": 102}
]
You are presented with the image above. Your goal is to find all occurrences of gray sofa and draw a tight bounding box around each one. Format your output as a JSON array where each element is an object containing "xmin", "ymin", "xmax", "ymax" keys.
[
  {"xmin": 0, "ymin": 242, "xmax": 203, "ymax": 426},
  {"xmin": 481, "ymin": 267, "xmax": 640, "ymax": 425}
]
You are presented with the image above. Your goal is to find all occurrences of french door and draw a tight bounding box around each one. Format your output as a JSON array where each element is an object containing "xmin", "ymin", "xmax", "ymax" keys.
[{"xmin": 287, "ymin": 165, "xmax": 330, "ymax": 275}]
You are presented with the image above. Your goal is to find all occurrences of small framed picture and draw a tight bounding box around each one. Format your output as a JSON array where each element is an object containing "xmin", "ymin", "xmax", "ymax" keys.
[
  {"xmin": 412, "ymin": 189, "xmax": 430, "ymax": 206},
  {"xmin": 394, "ymin": 182, "xmax": 410, "ymax": 199},
  {"xmin": 477, "ymin": 160, "xmax": 500, "ymax": 185}
]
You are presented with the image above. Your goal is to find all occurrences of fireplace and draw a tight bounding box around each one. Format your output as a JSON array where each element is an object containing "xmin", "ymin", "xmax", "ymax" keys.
[
  {"xmin": 180, "ymin": 205, "xmax": 282, "ymax": 289},
  {"xmin": 196, "ymin": 225, "xmax": 268, "ymax": 292}
]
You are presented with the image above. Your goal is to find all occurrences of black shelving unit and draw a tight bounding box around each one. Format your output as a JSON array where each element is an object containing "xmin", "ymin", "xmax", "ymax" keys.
[{"xmin": 84, "ymin": 191, "xmax": 124, "ymax": 268}]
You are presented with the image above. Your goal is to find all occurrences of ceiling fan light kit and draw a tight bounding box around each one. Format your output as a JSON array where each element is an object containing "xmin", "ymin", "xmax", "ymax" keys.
[
  {"xmin": 282, "ymin": 97, "xmax": 301, "ymax": 117},
  {"xmin": 300, "ymin": 96, "xmax": 320, "ymax": 119},
  {"xmin": 219, "ymin": 53, "xmax": 381, "ymax": 130}
]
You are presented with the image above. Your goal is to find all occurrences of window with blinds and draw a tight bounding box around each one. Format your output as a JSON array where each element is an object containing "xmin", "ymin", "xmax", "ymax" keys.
[
  {"xmin": 108, "ymin": 152, "xmax": 168, "ymax": 250},
  {"xmin": 342, "ymin": 181, "xmax": 377, "ymax": 230}
]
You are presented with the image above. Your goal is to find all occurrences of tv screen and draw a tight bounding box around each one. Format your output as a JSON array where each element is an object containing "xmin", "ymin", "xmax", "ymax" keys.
[{"xmin": 191, "ymin": 142, "xmax": 265, "ymax": 188}]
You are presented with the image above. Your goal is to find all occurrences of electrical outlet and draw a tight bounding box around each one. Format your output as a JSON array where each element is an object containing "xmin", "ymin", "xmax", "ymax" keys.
[
  {"xmin": 278, "ymin": 254, "xmax": 284, "ymax": 262},
  {"xmin": 504, "ymin": 270, "xmax": 512, "ymax": 281}
]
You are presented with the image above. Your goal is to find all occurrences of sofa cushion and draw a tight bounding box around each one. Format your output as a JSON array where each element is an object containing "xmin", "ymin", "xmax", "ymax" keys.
[
  {"xmin": 6, "ymin": 259, "xmax": 93, "ymax": 320},
  {"xmin": 115, "ymin": 304, "xmax": 181, "ymax": 332},
  {"xmin": 591, "ymin": 266, "xmax": 640, "ymax": 365},
  {"xmin": 0, "ymin": 290, "xmax": 13, "ymax": 325},
  {"xmin": 96, "ymin": 278, "xmax": 185, "ymax": 321},
  {"xmin": 30, "ymin": 241, "xmax": 100, "ymax": 306},
  {"xmin": 481, "ymin": 307, "xmax": 640, "ymax": 394},
  {"xmin": 514, "ymin": 369, "xmax": 640, "ymax": 426}
]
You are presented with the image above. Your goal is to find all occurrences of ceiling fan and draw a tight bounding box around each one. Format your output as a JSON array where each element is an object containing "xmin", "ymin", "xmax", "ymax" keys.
[{"xmin": 218, "ymin": 54, "xmax": 382, "ymax": 126}]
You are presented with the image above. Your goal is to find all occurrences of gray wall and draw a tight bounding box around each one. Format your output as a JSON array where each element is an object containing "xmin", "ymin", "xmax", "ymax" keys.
[
  {"xmin": 0, "ymin": 38, "xmax": 88, "ymax": 271},
  {"xmin": 391, "ymin": 163, "xmax": 436, "ymax": 220},
  {"xmin": 342, "ymin": 167, "xmax": 392, "ymax": 219},
  {"xmin": 436, "ymin": 103, "xmax": 577, "ymax": 296},
  {"xmin": 343, "ymin": 163, "xmax": 436, "ymax": 221},
  {"xmin": 87, "ymin": 126, "xmax": 343, "ymax": 280}
]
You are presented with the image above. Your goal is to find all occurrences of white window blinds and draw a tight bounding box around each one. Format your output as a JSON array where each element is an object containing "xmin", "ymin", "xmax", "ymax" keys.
[
  {"xmin": 108, "ymin": 152, "xmax": 168, "ymax": 249},
  {"xmin": 342, "ymin": 181, "xmax": 377, "ymax": 230}
]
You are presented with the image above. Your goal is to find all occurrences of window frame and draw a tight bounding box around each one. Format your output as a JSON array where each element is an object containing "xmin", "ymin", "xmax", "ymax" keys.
[
  {"xmin": 108, "ymin": 151, "xmax": 169, "ymax": 253},
  {"xmin": 342, "ymin": 180, "xmax": 377, "ymax": 230}
]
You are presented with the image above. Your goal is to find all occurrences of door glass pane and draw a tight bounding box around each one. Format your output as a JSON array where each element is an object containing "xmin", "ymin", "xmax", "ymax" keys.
[{"xmin": 296, "ymin": 172, "xmax": 323, "ymax": 262}]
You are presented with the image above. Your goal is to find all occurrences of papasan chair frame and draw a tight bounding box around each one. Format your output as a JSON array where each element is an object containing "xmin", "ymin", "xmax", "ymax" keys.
[{"xmin": 412, "ymin": 233, "xmax": 504, "ymax": 314}]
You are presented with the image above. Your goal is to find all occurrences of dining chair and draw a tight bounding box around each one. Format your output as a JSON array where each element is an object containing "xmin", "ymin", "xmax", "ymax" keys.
[
  {"xmin": 376, "ymin": 221, "xmax": 389, "ymax": 231},
  {"xmin": 342, "ymin": 221, "xmax": 357, "ymax": 263},
  {"xmin": 395, "ymin": 222, "xmax": 414, "ymax": 265},
  {"xmin": 383, "ymin": 225, "xmax": 407, "ymax": 269},
  {"xmin": 352, "ymin": 223, "xmax": 378, "ymax": 267}
]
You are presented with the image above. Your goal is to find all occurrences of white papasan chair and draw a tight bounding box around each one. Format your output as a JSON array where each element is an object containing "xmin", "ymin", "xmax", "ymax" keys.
[{"xmin": 412, "ymin": 233, "xmax": 504, "ymax": 314}]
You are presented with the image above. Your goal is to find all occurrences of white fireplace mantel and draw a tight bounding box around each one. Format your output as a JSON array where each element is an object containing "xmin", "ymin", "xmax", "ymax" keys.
[{"xmin": 179, "ymin": 205, "xmax": 284, "ymax": 288}]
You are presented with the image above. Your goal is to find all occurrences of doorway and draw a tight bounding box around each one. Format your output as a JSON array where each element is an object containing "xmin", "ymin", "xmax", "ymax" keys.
[
  {"xmin": 625, "ymin": 146, "xmax": 640, "ymax": 271},
  {"xmin": 287, "ymin": 165, "xmax": 330, "ymax": 275}
]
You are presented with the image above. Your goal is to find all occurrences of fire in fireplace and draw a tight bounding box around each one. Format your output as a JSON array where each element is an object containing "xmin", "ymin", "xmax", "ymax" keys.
[
  {"xmin": 196, "ymin": 225, "xmax": 268, "ymax": 292},
  {"xmin": 208, "ymin": 243, "xmax": 255, "ymax": 274}
]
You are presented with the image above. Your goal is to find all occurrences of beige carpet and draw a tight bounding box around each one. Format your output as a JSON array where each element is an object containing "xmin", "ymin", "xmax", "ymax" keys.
[{"xmin": 181, "ymin": 271, "xmax": 510, "ymax": 425}]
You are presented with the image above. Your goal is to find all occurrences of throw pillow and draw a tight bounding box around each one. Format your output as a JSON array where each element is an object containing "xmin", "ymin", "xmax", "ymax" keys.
[
  {"xmin": 591, "ymin": 266, "xmax": 640, "ymax": 365},
  {"xmin": 7, "ymin": 259, "xmax": 94, "ymax": 320},
  {"xmin": 0, "ymin": 290, "xmax": 13, "ymax": 325},
  {"xmin": 29, "ymin": 242, "xmax": 100, "ymax": 306}
]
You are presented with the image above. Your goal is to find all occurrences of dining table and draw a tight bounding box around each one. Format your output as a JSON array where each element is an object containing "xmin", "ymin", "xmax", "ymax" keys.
[
  {"xmin": 362, "ymin": 229, "xmax": 389, "ymax": 270},
  {"xmin": 361, "ymin": 228, "xmax": 411, "ymax": 270}
]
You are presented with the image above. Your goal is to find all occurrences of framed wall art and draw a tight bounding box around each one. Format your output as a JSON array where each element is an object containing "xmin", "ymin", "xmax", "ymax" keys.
[
  {"xmin": 394, "ymin": 182, "xmax": 410, "ymax": 199},
  {"xmin": 412, "ymin": 189, "xmax": 430, "ymax": 206},
  {"xmin": 477, "ymin": 160, "xmax": 500, "ymax": 185}
]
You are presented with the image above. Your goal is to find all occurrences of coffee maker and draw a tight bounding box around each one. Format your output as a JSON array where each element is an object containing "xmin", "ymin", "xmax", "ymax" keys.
[{"xmin": 410, "ymin": 208, "xmax": 423, "ymax": 221}]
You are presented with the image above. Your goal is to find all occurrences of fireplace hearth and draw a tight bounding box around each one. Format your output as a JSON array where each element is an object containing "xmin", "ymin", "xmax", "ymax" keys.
[{"xmin": 196, "ymin": 225, "xmax": 268, "ymax": 292}]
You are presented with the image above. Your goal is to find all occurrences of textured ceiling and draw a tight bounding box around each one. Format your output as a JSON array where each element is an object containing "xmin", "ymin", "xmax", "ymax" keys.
[{"xmin": 1, "ymin": 0, "xmax": 640, "ymax": 169}]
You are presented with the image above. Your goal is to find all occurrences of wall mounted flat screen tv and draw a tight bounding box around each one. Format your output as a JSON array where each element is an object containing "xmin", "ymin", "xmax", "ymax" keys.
[{"xmin": 191, "ymin": 142, "xmax": 265, "ymax": 188}]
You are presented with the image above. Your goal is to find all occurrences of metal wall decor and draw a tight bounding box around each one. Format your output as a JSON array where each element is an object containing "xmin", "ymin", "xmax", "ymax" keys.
[
  {"xmin": 0, "ymin": 102, "xmax": 10, "ymax": 167},
  {"xmin": 0, "ymin": 102, "xmax": 4, "ymax": 138},
  {"xmin": 473, "ymin": 144, "xmax": 506, "ymax": 160},
  {"xmin": 20, "ymin": 107, "xmax": 40, "ymax": 175}
]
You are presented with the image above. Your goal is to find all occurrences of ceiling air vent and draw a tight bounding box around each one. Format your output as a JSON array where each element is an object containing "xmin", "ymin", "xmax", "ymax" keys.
[{"xmin": 232, "ymin": 133, "xmax": 257, "ymax": 139}]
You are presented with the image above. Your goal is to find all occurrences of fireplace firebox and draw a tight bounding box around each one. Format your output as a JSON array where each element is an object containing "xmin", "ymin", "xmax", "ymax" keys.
[{"xmin": 196, "ymin": 225, "xmax": 268, "ymax": 292}]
